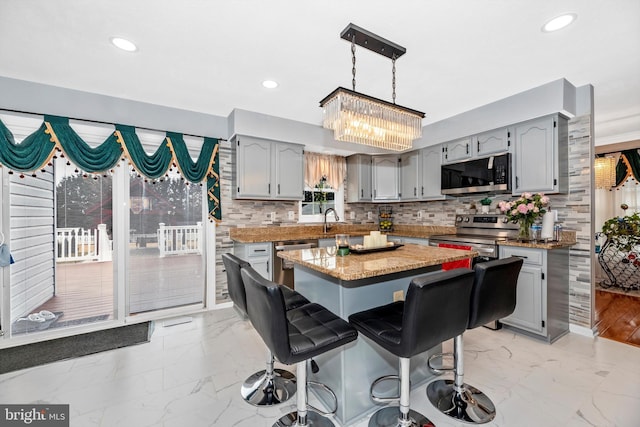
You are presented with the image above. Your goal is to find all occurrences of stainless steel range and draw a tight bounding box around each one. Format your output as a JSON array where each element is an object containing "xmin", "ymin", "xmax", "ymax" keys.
[
  {"xmin": 429, "ymin": 214, "xmax": 519, "ymax": 263},
  {"xmin": 429, "ymin": 214, "xmax": 519, "ymax": 329}
]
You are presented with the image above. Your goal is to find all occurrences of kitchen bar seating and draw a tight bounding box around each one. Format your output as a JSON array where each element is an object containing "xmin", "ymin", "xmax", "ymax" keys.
[
  {"xmin": 222, "ymin": 253, "xmax": 308, "ymax": 406},
  {"xmin": 241, "ymin": 265, "xmax": 358, "ymax": 427},
  {"xmin": 427, "ymin": 257, "xmax": 523, "ymax": 424},
  {"xmin": 349, "ymin": 269, "xmax": 475, "ymax": 427}
]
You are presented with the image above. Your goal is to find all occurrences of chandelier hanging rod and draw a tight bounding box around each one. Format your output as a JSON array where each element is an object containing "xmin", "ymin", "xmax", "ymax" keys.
[{"xmin": 340, "ymin": 23, "xmax": 406, "ymax": 60}]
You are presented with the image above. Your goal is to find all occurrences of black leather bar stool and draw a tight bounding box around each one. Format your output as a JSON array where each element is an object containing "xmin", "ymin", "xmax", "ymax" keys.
[
  {"xmin": 241, "ymin": 265, "xmax": 358, "ymax": 427},
  {"xmin": 349, "ymin": 269, "xmax": 475, "ymax": 427},
  {"xmin": 222, "ymin": 253, "xmax": 308, "ymax": 406},
  {"xmin": 427, "ymin": 257, "xmax": 523, "ymax": 424}
]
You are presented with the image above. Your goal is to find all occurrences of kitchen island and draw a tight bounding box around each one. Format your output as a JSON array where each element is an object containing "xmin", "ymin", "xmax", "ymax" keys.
[{"xmin": 278, "ymin": 244, "xmax": 477, "ymax": 426}]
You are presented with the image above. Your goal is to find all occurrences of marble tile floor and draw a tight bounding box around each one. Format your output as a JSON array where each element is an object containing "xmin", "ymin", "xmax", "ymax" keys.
[{"xmin": 1, "ymin": 308, "xmax": 639, "ymax": 427}]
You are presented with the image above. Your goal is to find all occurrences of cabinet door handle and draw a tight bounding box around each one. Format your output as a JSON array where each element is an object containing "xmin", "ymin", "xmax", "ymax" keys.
[
  {"xmin": 414, "ymin": 187, "xmax": 417, "ymax": 196},
  {"xmin": 466, "ymin": 143, "xmax": 469, "ymax": 154},
  {"xmin": 254, "ymin": 249, "xmax": 266, "ymax": 252},
  {"xmin": 361, "ymin": 189, "xmax": 364, "ymax": 197},
  {"xmin": 421, "ymin": 186, "xmax": 424, "ymax": 196},
  {"xmin": 267, "ymin": 260, "xmax": 269, "ymax": 273},
  {"xmin": 268, "ymin": 183, "xmax": 271, "ymax": 194},
  {"xmin": 278, "ymin": 184, "xmax": 280, "ymax": 194},
  {"xmin": 515, "ymin": 176, "xmax": 519, "ymax": 189},
  {"xmin": 477, "ymin": 140, "xmax": 480, "ymax": 152}
]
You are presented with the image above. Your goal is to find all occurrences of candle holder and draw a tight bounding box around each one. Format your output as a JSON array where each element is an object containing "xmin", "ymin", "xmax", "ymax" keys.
[{"xmin": 335, "ymin": 234, "xmax": 350, "ymax": 256}]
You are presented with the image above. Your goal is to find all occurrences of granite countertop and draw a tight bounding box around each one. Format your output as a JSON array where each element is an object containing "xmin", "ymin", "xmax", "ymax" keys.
[
  {"xmin": 498, "ymin": 230, "xmax": 577, "ymax": 250},
  {"xmin": 277, "ymin": 243, "xmax": 477, "ymax": 281},
  {"xmin": 230, "ymin": 224, "xmax": 456, "ymax": 243},
  {"xmin": 498, "ymin": 239, "xmax": 576, "ymax": 250}
]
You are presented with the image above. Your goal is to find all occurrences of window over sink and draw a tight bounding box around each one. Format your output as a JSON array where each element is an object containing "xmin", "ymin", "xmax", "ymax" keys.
[{"xmin": 298, "ymin": 177, "xmax": 344, "ymax": 223}]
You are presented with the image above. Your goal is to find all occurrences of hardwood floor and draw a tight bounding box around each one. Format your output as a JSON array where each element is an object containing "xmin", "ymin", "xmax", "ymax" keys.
[{"xmin": 595, "ymin": 289, "xmax": 640, "ymax": 347}]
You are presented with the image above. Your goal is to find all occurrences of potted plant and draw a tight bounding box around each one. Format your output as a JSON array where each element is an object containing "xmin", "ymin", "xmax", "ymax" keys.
[{"xmin": 480, "ymin": 197, "xmax": 492, "ymax": 213}]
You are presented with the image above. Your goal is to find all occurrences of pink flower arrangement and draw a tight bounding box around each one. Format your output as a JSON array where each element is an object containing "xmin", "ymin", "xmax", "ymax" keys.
[{"xmin": 499, "ymin": 192, "xmax": 549, "ymax": 224}]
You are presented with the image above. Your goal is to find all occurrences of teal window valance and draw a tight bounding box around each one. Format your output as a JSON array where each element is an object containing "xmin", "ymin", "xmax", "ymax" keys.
[{"xmin": 0, "ymin": 115, "xmax": 221, "ymax": 222}]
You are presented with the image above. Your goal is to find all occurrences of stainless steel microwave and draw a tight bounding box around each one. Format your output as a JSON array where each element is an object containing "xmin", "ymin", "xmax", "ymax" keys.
[{"xmin": 441, "ymin": 153, "xmax": 511, "ymax": 195}]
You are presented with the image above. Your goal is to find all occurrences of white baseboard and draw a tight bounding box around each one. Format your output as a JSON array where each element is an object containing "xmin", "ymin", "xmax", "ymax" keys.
[
  {"xmin": 570, "ymin": 323, "xmax": 597, "ymax": 337},
  {"xmin": 213, "ymin": 301, "xmax": 233, "ymax": 310}
]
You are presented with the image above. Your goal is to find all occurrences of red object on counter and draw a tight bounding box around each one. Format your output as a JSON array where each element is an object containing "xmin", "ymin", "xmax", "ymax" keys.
[{"xmin": 438, "ymin": 243, "xmax": 472, "ymax": 270}]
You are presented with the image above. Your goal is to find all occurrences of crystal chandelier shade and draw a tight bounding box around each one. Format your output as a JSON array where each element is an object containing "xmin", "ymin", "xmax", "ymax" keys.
[
  {"xmin": 321, "ymin": 88, "xmax": 423, "ymax": 151},
  {"xmin": 594, "ymin": 156, "xmax": 616, "ymax": 189}
]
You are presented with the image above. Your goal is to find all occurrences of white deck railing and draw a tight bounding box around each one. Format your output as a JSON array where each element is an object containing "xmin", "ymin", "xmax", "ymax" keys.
[
  {"xmin": 157, "ymin": 222, "xmax": 203, "ymax": 257},
  {"xmin": 56, "ymin": 224, "xmax": 112, "ymax": 262}
]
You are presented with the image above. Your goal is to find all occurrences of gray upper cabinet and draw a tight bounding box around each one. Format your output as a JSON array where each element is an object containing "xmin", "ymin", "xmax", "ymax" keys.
[
  {"xmin": 400, "ymin": 151, "xmax": 420, "ymax": 200},
  {"xmin": 346, "ymin": 154, "xmax": 372, "ymax": 202},
  {"xmin": 513, "ymin": 115, "xmax": 567, "ymax": 194},
  {"xmin": 441, "ymin": 137, "xmax": 472, "ymax": 164},
  {"xmin": 474, "ymin": 127, "xmax": 511, "ymax": 156},
  {"xmin": 233, "ymin": 135, "xmax": 304, "ymax": 200},
  {"xmin": 275, "ymin": 143, "xmax": 305, "ymax": 199},
  {"xmin": 373, "ymin": 155, "xmax": 400, "ymax": 201},
  {"xmin": 420, "ymin": 145, "xmax": 445, "ymax": 200}
]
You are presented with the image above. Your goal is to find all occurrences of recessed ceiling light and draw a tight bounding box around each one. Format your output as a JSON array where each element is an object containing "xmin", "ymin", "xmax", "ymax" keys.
[
  {"xmin": 542, "ymin": 13, "xmax": 577, "ymax": 32},
  {"xmin": 110, "ymin": 37, "xmax": 138, "ymax": 52},
  {"xmin": 262, "ymin": 80, "xmax": 278, "ymax": 89}
]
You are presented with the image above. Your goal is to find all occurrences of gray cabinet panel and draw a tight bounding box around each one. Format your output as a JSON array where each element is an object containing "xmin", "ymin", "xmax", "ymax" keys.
[
  {"xmin": 233, "ymin": 135, "xmax": 303, "ymax": 200},
  {"xmin": 442, "ymin": 137, "xmax": 472, "ymax": 163},
  {"xmin": 400, "ymin": 151, "xmax": 419, "ymax": 200},
  {"xmin": 372, "ymin": 156, "xmax": 400, "ymax": 201},
  {"xmin": 420, "ymin": 145, "xmax": 444, "ymax": 199},
  {"xmin": 474, "ymin": 127, "xmax": 510, "ymax": 156},
  {"xmin": 346, "ymin": 154, "xmax": 372, "ymax": 202},
  {"xmin": 513, "ymin": 115, "xmax": 567, "ymax": 194}
]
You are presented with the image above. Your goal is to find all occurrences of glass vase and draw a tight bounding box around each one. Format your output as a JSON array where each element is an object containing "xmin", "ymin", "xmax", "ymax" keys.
[{"xmin": 518, "ymin": 219, "xmax": 533, "ymax": 241}]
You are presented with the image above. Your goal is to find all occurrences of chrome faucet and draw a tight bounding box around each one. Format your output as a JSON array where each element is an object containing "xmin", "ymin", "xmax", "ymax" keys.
[{"xmin": 323, "ymin": 208, "xmax": 339, "ymax": 234}]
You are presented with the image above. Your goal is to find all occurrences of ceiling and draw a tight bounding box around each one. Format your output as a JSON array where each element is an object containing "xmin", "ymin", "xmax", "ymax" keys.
[{"xmin": 1, "ymin": 0, "xmax": 639, "ymax": 150}]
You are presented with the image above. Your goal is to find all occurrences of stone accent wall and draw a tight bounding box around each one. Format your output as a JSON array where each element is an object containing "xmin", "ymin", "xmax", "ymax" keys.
[{"xmin": 216, "ymin": 115, "xmax": 594, "ymax": 330}]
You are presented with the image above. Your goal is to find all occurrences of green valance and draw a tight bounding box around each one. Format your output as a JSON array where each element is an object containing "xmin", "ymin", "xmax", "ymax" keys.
[
  {"xmin": 615, "ymin": 149, "xmax": 640, "ymax": 187},
  {"xmin": 0, "ymin": 115, "xmax": 221, "ymax": 222}
]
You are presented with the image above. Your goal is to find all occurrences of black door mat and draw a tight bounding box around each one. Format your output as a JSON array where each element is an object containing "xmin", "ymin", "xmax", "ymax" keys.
[{"xmin": 0, "ymin": 321, "xmax": 152, "ymax": 375}]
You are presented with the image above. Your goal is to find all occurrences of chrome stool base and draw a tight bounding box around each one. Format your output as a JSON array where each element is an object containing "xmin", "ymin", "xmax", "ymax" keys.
[
  {"xmin": 426, "ymin": 379, "xmax": 496, "ymax": 424},
  {"xmin": 241, "ymin": 368, "xmax": 296, "ymax": 406},
  {"xmin": 368, "ymin": 406, "xmax": 433, "ymax": 427},
  {"xmin": 275, "ymin": 410, "xmax": 334, "ymax": 427}
]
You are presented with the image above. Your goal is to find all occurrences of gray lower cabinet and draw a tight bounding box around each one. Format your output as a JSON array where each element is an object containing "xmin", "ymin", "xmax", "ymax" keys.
[
  {"xmin": 232, "ymin": 135, "xmax": 304, "ymax": 200},
  {"xmin": 234, "ymin": 242, "xmax": 272, "ymax": 281},
  {"xmin": 499, "ymin": 245, "xmax": 569, "ymax": 343}
]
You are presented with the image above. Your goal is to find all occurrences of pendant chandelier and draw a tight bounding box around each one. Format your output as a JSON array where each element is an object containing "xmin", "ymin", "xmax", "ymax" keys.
[
  {"xmin": 320, "ymin": 23, "xmax": 425, "ymax": 151},
  {"xmin": 594, "ymin": 156, "xmax": 616, "ymax": 189}
]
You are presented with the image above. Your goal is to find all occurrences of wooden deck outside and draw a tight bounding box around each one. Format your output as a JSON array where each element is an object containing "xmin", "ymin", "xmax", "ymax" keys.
[{"xmin": 34, "ymin": 250, "xmax": 204, "ymax": 326}]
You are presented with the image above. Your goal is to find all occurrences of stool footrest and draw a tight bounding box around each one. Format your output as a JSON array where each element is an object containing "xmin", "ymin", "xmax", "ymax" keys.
[
  {"xmin": 428, "ymin": 352, "xmax": 454, "ymax": 375},
  {"xmin": 370, "ymin": 374, "xmax": 401, "ymax": 403},
  {"xmin": 307, "ymin": 381, "xmax": 338, "ymax": 416}
]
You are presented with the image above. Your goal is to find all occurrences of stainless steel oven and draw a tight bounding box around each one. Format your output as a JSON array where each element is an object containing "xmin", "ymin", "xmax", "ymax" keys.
[
  {"xmin": 430, "ymin": 214, "xmax": 519, "ymax": 329},
  {"xmin": 273, "ymin": 239, "xmax": 318, "ymax": 289}
]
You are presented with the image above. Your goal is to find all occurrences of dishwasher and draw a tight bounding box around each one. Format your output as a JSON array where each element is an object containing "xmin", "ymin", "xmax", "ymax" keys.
[{"xmin": 273, "ymin": 239, "xmax": 318, "ymax": 289}]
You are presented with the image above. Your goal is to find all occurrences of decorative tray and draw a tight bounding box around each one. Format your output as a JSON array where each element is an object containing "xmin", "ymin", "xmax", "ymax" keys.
[{"xmin": 349, "ymin": 243, "xmax": 404, "ymax": 254}]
